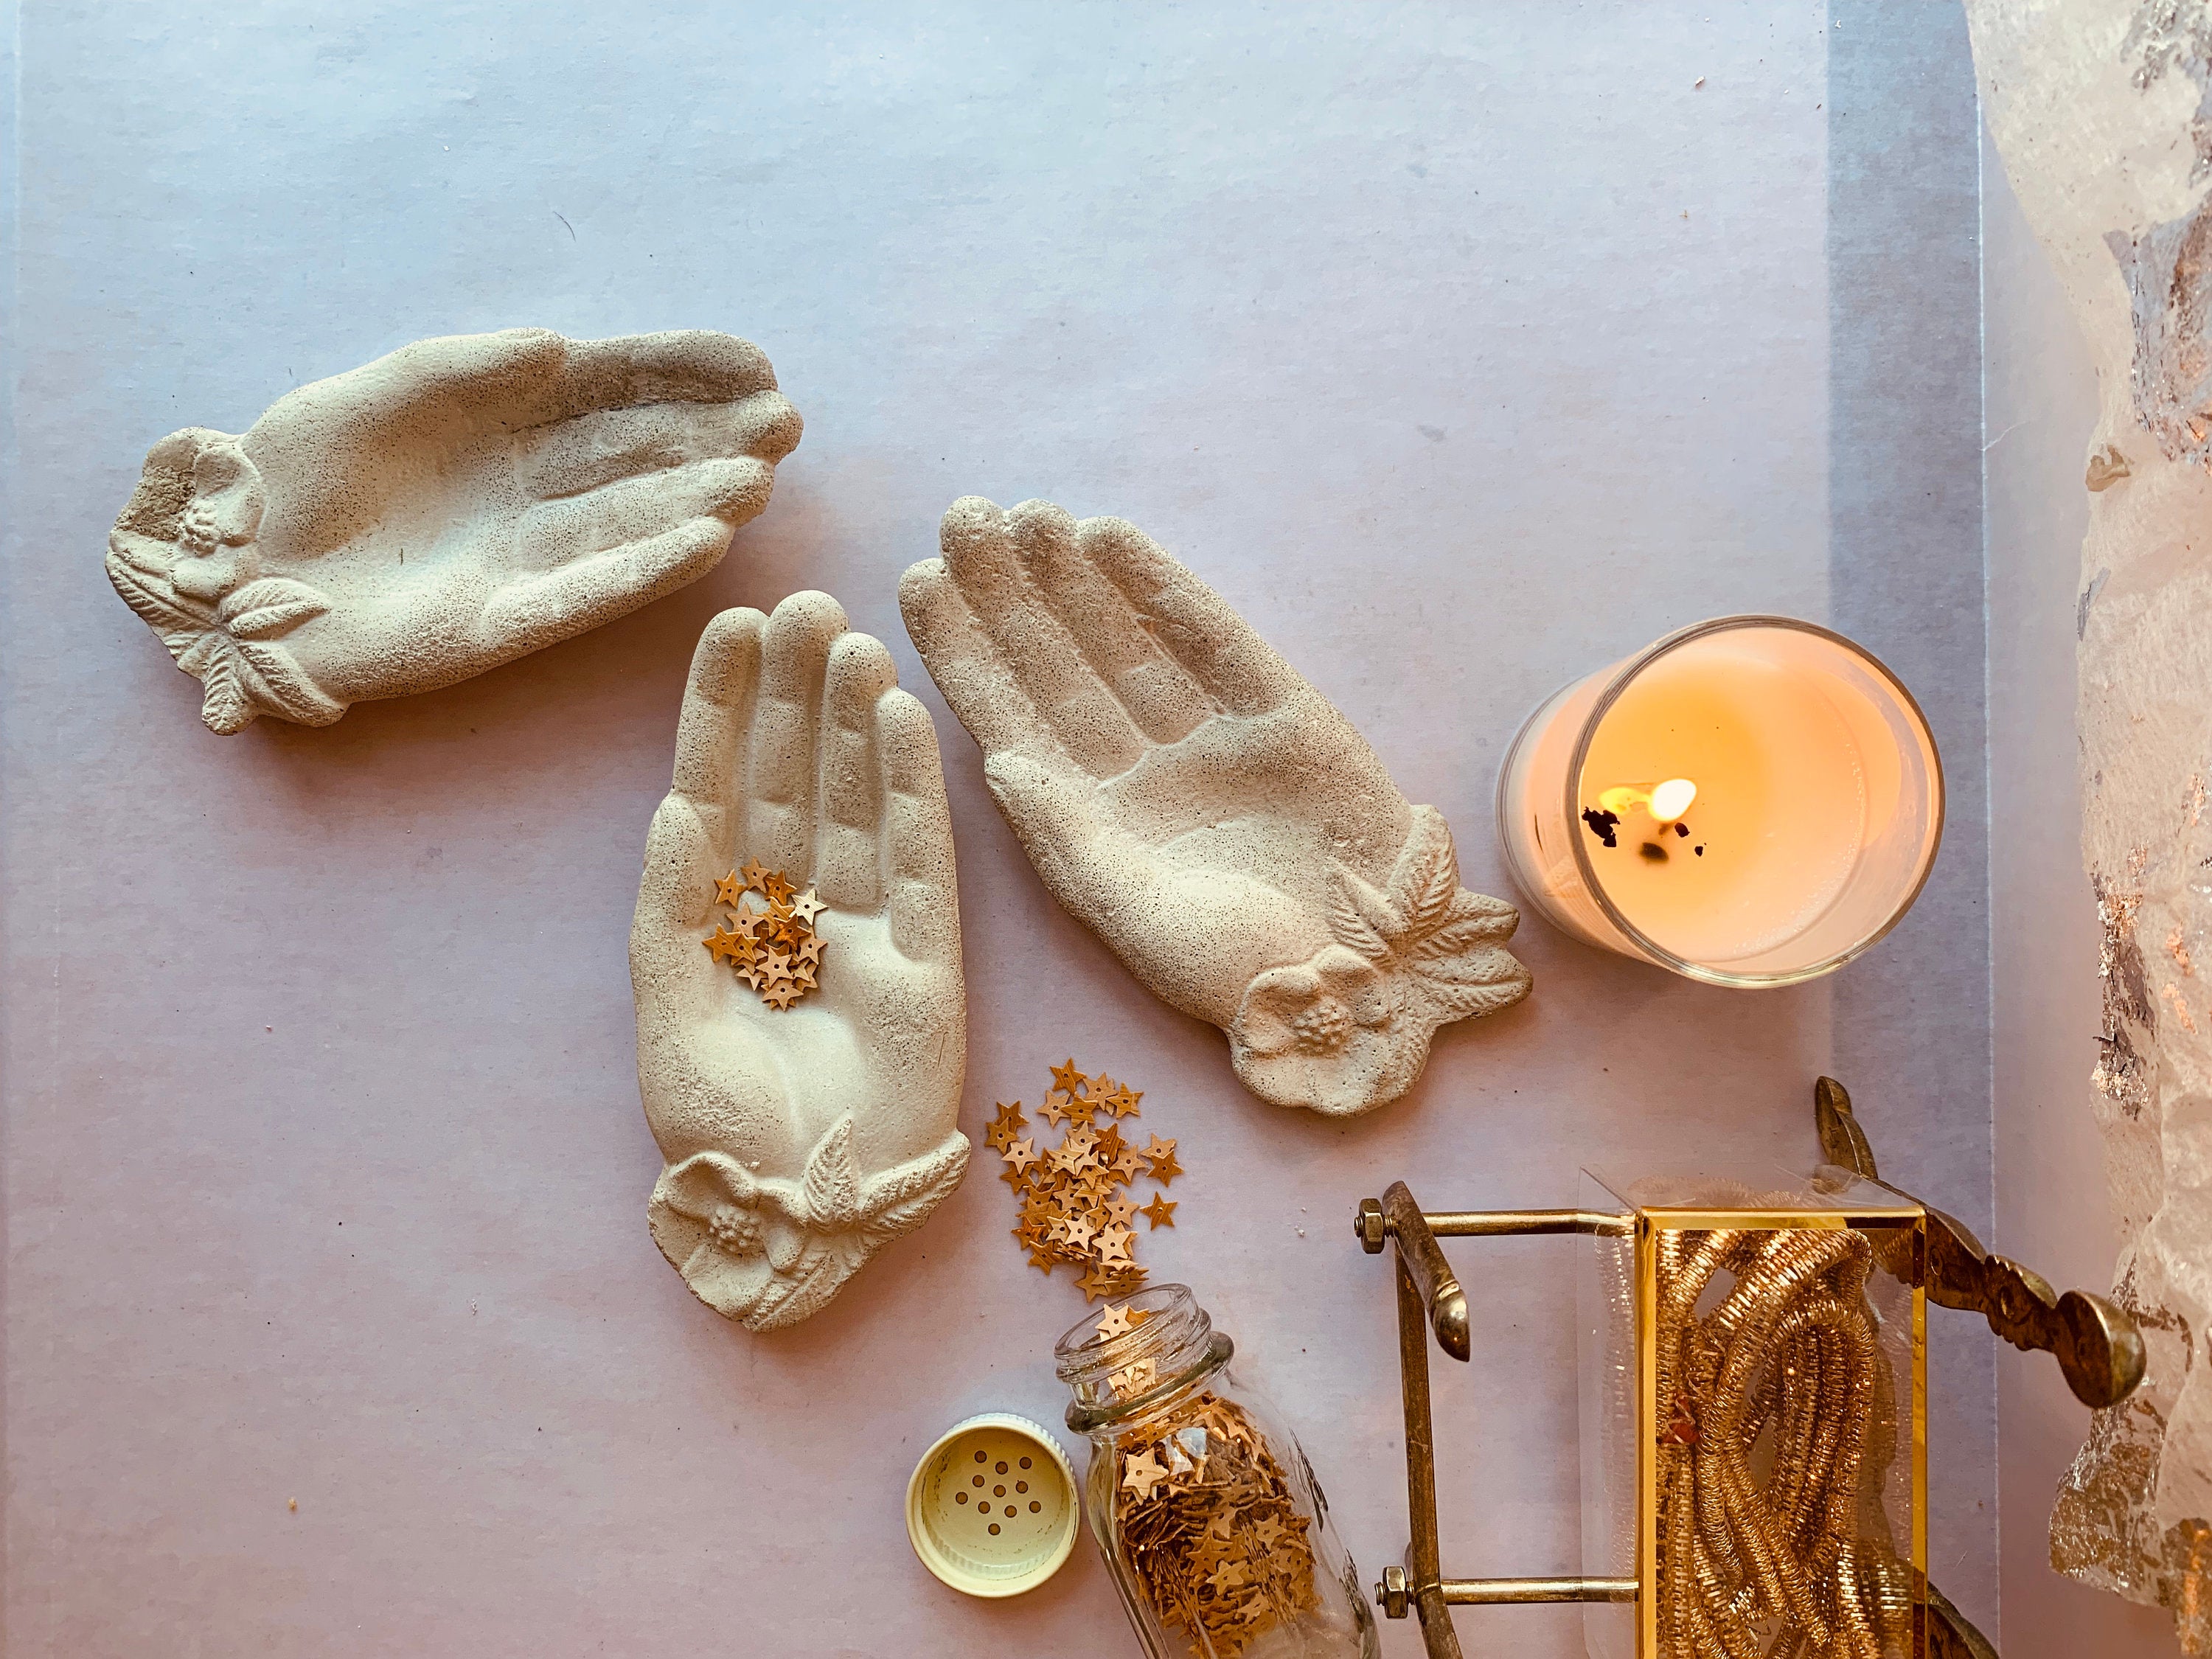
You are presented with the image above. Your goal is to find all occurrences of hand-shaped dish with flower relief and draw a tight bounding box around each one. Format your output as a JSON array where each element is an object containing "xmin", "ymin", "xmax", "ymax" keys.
[{"xmin": 900, "ymin": 498, "xmax": 1530, "ymax": 1116}]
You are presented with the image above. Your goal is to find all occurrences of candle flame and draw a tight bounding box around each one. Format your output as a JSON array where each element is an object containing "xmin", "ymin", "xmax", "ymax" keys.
[
  {"xmin": 1596, "ymin": 778, "xmax": 1698, "ymax": 824},
  {"xmin": 1649, "ymin": 777, "xmax": 1697, "ymax": 824}
]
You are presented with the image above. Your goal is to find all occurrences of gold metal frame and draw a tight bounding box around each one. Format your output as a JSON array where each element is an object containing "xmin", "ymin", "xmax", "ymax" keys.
[
  {"xmin": 1353, "ymin": 1076, "xmax": 2149, "ymax": 1659},
  {"xmin": 1354, "ymin": 1186, "xmax": 1633, "ymax": 1659}
]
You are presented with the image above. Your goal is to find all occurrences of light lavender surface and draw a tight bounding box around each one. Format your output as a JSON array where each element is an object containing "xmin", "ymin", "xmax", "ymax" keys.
[{"xmin": 0, "ymin": 5, "xmax": 1996, "ymax": 1655}]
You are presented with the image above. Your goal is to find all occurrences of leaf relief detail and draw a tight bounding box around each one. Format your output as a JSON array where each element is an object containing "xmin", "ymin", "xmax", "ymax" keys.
[
  {"xmin": 104, "ymin": 540, "xmax": 344, "ymax": 734},
  {"xmin": 1321, "ymin": 805, "xmax": 1532, "ymax": 1029}
]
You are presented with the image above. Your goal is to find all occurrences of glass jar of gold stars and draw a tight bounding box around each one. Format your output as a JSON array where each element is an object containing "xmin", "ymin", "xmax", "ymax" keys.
[{"xmin": 1055, "ymin": 1286, "xmax": 1378, "ymax": 1659}]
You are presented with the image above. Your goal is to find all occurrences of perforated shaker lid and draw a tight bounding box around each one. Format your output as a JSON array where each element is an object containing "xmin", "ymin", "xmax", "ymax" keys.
[{"xmin": 905, "ymin": 1412, "xmax": 1079, "ymax": 1597}]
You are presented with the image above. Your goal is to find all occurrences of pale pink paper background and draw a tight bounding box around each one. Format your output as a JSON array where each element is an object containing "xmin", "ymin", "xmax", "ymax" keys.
[{"xmin": 1, "ymin": 4, "xmax": 2002, "ymax": 1655}]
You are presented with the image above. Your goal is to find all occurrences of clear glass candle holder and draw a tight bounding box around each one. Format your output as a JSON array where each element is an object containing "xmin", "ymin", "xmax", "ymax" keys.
[{"xmin": 1495, "ymin": 616, "xmax": 1941, "ymax": 987}]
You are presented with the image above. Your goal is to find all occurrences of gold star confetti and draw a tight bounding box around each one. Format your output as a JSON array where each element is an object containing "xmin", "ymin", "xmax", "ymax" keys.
[
  {"xmin": 1110, "ymin": 1358, "xmax": 1158, "ymax": 1395},
  {"xmin": 1121, "ymin": 1449, "xmax": 1169, "ymax": 1500},
  {"xmin": 1142, "ymin": 1193, "xmax": 1178, "ymax": 1228},
  {"xmin": 701, "ymin": 865, "xmax": 827, "ymax": 1009},
  {"xmin": 1078, "ymin": 1262, "xmax": 1141, "ymax": 1302},
  {"xmin": 1105, "ymin": 1388, "xmax": 1321, "ymax": 1658},
  {"xmin": 1143, "ymin": 1135, "xmax": 1181, "ymax": 1184},
  {"xmin": 1054, "ymin": 1138, "xmax": 1098, "ymax": 1177},
  {"xmin": 1096, "ymin": 1304, "xmax": 1143, "ymax": 1340},
  {"xmin": 989, "ymin": 1058, "xmax": 1186, "ymax": 1303}
]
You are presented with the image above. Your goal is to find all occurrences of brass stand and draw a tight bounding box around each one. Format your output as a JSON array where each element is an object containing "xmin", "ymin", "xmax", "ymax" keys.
[
  {"xmin": 1354, "ymin": 1077, "xmax": 2146, "ymax": 1659},
  {"xmin": 1355, "ymin": 1185, "xmax": 1632, "ymax": 1659}
]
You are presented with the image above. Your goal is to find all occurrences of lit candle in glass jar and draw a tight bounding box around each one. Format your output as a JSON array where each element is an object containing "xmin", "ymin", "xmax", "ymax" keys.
[{"xmin": 1495, "ymin": 617, "xmax": 1941, "ymax": 986}]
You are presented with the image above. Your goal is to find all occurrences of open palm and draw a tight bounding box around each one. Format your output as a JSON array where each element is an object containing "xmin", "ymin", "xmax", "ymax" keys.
[
  {"xmin": 901, "ymin": 498, "xmax": 1529, "ymax": 1116},
  {"xmin": 630, "ymin": 592, "xmax": 967, "ymax": 1331},
  {"xmin": 107, "ymin": 327, "xmax": 801, "ymax": 733}
]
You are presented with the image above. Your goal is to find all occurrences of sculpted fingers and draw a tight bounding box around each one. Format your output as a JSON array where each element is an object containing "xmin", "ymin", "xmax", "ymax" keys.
[
  {"xmin": 479, "ymin": 515, "xmax": 731, "ymax": 652},
  {"xmin": 745, "ymin": 591, "xmax": 848, "ymax": 877},
  {"xmin": 671, "ymin": 606, "xmax": 766, "ymax": 827},
  {"xmin": 514, "ymin": 455, "xmax": 771, "ymax": 571},
  {"xmin": 899, "ymin": 552, "xmax": 1058, "ymax": 760},
  {"xmin": 813, "ymin": 632, "xmax": 899, "ymax": 914},
  {"xmin": 932, "ymin": 498, "xmax": 1148, "ymax": 777},
  {"xmin": 259, "ymin": 329, "xmax": 570, "ymax": 456},
  {"xmin": 515, "ymin": 392, "xmax": 801, "ymax": 506},
  {"xmin": 1006, "ymin": 500, "xmax": 1216, "ymax": 744},
  {"xmin": 876, "ymin": 688, "xmax": 961, "ymax": 967},
  {"xmin": 550, "ymin": 330, "xmax": 783, "ymax": 419},
  {"xmin": 632, "ymin": 793, "xmax": 722, "ymax": 995},
  {"xmin": 1079, "ymin": 514, "xmax": 1305, "ymax": 717}
]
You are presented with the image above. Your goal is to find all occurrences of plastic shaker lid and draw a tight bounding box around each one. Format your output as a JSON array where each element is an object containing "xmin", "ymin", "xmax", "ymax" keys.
[{"xmin": 905, "ymin": 1412, "xmax": 1079, "ymax": 1597}]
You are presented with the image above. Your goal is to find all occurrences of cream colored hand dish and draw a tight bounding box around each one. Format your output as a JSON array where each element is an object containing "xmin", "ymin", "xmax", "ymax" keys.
[
  {"xmin": 630, "ymin": 593, "xmax": 968, "ymax": 1331},
  {"xmin": 901, "ymin": 498, "xmax": 1530, "ymax": 1116},
  {"xmin": 105, "ymin": 328, "xmax": 801, "ymax": 733}
]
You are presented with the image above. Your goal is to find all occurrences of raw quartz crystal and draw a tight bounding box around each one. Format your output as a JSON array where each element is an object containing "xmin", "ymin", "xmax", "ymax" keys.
[{"xmin": 1964, "ymin": 3, "xmax": 2212, "ymax": 1643}]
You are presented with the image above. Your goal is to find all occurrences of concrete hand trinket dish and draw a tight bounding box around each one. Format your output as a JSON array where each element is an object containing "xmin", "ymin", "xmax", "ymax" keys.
[
  {"xmin": 630, "ymin": 593, "xmax": 968, "ymax": 1331},
  {"xmin": 901, "ymin": 497, "xmax": 1531, "ymax": 1116},
  {"xmin": 106, "ymin": 327, "xmax": 801, "ymax": 733}
]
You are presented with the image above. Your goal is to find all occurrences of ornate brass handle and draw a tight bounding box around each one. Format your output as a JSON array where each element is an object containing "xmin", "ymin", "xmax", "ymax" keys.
[{"xmin": 1812, "ymin": 1076, "xmax": 2145, "ymax": 1409}]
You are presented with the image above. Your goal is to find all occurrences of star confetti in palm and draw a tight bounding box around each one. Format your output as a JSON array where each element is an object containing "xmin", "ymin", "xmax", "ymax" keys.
[
  {"xmin": 703, "ymin": 864, "xmax": 827, "ymax": 1011},
  {"xmin": 992, "ymin": 1060, "xmax": 1181, "ymax": 1302}
]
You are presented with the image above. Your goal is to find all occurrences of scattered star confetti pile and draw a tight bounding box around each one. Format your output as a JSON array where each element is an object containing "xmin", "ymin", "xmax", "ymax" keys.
[
  {"xmin": 1102, "ymin": 1346, "xmax": 1319, "ymax": 1658},
  {"xmin": 700, "ymin": 860, "xmax": 829, "ymax": 1012},
  {"xmin": 991, "ymin": 1060, "xmax": 1180, "ymax": 1303}
]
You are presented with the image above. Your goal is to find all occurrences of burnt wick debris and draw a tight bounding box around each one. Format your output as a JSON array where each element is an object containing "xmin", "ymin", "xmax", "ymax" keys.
[{"xmin": 1589, "ymin": 809, "xmax": 1703, "ymax": 864}]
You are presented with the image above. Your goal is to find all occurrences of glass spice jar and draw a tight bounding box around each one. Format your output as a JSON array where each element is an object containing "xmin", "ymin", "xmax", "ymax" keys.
[{"xmin": 1054, "ymin": 1284, "xmax": 1379, "ymax": 1659}]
